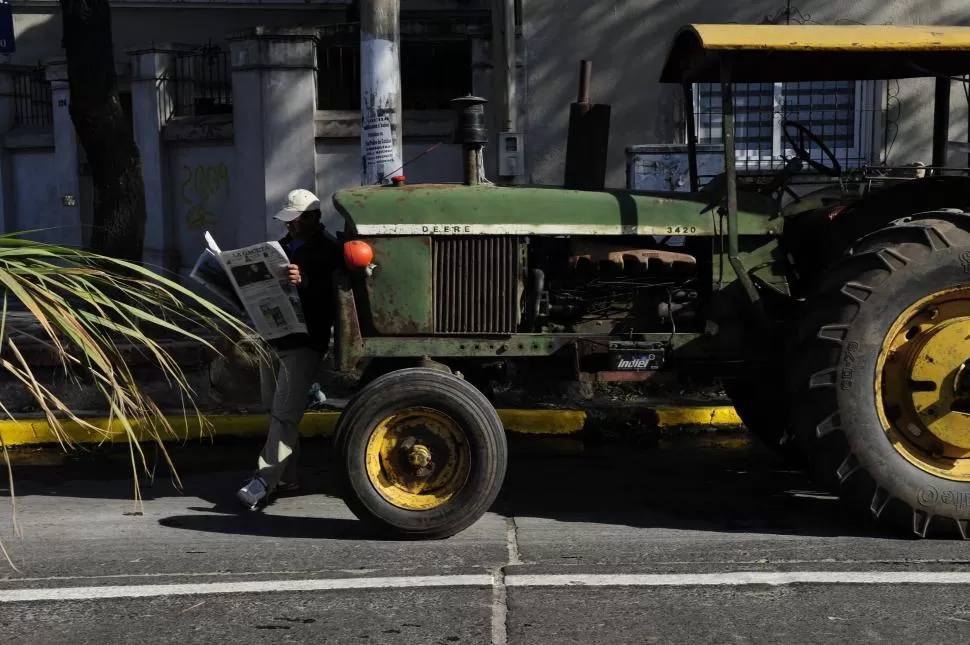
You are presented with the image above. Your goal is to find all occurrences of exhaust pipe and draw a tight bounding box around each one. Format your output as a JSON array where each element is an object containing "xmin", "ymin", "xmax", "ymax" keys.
[{"xmin": 451, "ymin": 95, "xmax": 489, "ymax": 186}]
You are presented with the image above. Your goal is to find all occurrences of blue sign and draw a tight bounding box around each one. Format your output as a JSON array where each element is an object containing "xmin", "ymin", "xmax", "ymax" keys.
[{"xmin": 0, "ymin": 2, "xmax": 14, "ymax": 55}]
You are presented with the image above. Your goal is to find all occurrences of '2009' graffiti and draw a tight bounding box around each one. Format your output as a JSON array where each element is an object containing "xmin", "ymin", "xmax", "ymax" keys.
[{"xmin": 182, "ymin": 162, "xmax": 230, "ymax": 231}]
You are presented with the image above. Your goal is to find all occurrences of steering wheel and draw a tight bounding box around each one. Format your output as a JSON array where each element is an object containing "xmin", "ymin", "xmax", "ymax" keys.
[{"xmin": 782, "ymin": 120, "xmax": 842, "ymax": 178}]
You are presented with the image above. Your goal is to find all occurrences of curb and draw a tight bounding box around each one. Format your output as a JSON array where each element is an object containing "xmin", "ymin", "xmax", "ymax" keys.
[{"xmin": 0, "ymin": 406, "xmax": 743, "ymax": 448}]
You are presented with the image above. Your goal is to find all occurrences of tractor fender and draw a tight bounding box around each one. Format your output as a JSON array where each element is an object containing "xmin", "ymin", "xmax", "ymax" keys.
[{"xmin": 781, "ymin": 176, "xmax": 970, "ymax": 295}]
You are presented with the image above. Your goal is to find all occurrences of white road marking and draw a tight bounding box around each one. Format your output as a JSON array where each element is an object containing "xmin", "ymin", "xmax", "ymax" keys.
[
  {"xmin": 8, "ymin": 559, "xmax": 970, "ymax": 584},
  {"xmin": 504, "ymin": 572, "xmax": 970, "ymax": 587},
  {"xmin": 4, "ymin": 568, "xmax": 388, "ymax": 583},
  {"xmin": 6, "ymin": 570, "xmax": 970, "ymax": 604},
  {"xmin": 0, "ymin": 575, "xmax": 492, "ymax": 603}
]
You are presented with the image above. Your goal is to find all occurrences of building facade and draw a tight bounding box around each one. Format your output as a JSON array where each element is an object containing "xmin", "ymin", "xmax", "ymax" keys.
[
  {"xmin": 521, "ymin": 0, "xmax": 970, "ymax": 187},
  {"xmin": 0, "ymin": 0, "xmax": 967, "ymax": 282},
  {"xmin": 1, "ymin": 0, "xmax": 492, "ymax": 278}
]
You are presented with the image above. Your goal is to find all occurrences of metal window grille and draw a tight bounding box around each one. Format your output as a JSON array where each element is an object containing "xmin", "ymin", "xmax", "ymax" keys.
[
  {"xmin": 399, "ymin": 40, "xmax": 473, "ymax": 110},
  {"xmin": 317, "ymin": 37, "xmax": 473, "ymax": 111},
  {"xmin": 694, "ymin": 80, "xmax": 877, "ymax": 175},
  {"xmin": 12, "ymin": 66, "xmax": 52, "ymax": 127},
  {"xmin": 170, "ymin": 44, "xmax": 233, "ymax": 117},
  {"xmin": 317, "ymin": 43, "xmax": 360, "ymax": 110}
]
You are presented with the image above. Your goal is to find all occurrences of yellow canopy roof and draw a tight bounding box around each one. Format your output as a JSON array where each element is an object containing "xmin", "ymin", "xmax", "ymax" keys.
[{"xmin": 659, "ymin": 24, "xmax": 970, "ymax": 83}]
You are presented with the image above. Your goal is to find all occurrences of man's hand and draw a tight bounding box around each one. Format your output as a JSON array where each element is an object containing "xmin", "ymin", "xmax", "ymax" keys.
[{"xmin": 287, "ymin": 264, "xmax": 302, "ymax": 286}]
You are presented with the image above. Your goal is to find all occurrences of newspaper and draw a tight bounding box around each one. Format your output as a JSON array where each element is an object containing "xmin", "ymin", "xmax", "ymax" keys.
[{"xmin": 190, "ymin": 231, "xmax": 308, "ymax": 341}]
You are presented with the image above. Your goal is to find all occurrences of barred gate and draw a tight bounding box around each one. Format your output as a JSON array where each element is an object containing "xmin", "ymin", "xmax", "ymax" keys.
[
  {"xmin": 170, "ymin": 44, "xmax": 233, "ymax": 117},
  {"xmin": 12, "ymin": 66, "xmax": 52, "ymax": 127}
]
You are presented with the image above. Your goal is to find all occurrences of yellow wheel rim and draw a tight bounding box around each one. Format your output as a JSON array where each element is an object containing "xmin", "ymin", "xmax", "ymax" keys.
[
  {"xmin": 876, "ymin": 286, "xmax": 970, "ymax": 481},
  {"xmin": 364, "ymin": 407, "xmax": 471, "ymax": 511}
]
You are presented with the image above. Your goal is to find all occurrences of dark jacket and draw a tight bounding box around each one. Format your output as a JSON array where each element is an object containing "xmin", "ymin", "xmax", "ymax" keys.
[{"xmin": 270, "ymin": 227, "xmax": 343, "ymax": 354}]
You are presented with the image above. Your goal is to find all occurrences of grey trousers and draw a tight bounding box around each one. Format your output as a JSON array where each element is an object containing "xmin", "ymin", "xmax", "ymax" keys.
[{"xmin": 256, "ymin": 346, "xmax": 324, "ymax": 491}]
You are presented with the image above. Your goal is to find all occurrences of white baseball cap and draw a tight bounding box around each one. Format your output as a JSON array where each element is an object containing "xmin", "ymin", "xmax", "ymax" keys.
[{"xmin": 274, "ymin": 189, "xmax": 321, "ymax": 222}]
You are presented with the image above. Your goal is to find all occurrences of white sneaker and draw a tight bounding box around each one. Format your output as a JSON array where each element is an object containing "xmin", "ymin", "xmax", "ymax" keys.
[{"xmin": 236, "ymin": 476, "xmax": 268, "ymax": 509}]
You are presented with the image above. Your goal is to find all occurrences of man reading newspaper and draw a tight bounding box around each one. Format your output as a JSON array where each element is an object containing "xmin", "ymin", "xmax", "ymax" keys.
[{"xmin": 237, "ymin": 188, "xmax": 343, "ymax": 509}]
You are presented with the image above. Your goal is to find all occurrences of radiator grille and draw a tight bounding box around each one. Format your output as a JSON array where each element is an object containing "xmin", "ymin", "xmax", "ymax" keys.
[{"xmin": 433, "ymin": 237, "xmax": 519, "ymax": 334}]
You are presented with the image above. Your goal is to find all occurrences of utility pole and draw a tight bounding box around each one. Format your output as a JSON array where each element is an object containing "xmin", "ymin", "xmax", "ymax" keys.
[
  {"xmin": 491, "ymin": 0, "xmax": 516, "ymax": 133},
  {"xmin": 492, "ymin": 0, "xmax": 520, "ymax": 182},
  {"xmin": 359, "ymin": 0, "xmax": 403, "ymax": 186}
]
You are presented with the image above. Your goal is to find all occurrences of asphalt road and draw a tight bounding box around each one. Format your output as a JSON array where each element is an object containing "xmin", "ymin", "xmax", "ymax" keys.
[{"xmin": 2, "ymin": 433, "xmax": 970, "ymax": 644}]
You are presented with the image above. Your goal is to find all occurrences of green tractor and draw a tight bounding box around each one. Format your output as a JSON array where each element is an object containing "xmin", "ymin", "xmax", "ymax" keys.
[{"xmin": 328, "ymin": 23, "xmax": 970, "ymax": 540}]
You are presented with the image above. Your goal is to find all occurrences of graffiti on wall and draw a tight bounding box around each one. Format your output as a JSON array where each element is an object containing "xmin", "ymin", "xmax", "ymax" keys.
[{"xmin": 182, "ymin": 162, "xmax": 230, "ymax": 231}]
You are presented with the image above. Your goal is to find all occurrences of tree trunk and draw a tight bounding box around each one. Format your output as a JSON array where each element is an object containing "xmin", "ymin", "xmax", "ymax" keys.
[{"xmin": 59, "ymin": 0, "xmax": 146, "ymax": 262}]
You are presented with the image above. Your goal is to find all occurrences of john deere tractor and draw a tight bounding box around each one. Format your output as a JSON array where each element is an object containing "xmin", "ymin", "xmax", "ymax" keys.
[{"xmin": 327, "ymin": 24, "xmax": 970, "ymax": 541}]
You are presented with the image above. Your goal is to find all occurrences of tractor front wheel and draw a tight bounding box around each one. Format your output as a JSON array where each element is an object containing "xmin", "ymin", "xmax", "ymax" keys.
[
  {"xmin": 788, "ymin": 215, "xmax": 970, "ymax": 538},
  {"xmin": 333, "ymin": 367, "xmax": 508, "ymax": 540}
]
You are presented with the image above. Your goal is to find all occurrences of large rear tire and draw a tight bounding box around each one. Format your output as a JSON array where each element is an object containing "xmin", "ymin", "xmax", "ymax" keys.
[
  {"xmin": 333, "ymin": 367, "xmax": 508, "ymax": 540},
  {"xmin": 788, "ymin": 214, "xmax": 970, "ymax": 538}
]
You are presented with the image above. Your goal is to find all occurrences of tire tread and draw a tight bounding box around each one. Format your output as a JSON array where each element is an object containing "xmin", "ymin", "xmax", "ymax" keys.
[{"xmin": 788, "ymin": 216, "xmax": 970, "ymax": 539}]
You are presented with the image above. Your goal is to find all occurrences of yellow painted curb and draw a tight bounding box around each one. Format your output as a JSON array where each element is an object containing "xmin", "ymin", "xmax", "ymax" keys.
[
  {"xmin": 0, "ymin": 414, "xmax": 340, "ymax": 448},
  {"xmin": 496, "ymin": 409, "xmax": 589, "ymax": 436},
  {"xmin": 0, "ymin": 406, "xmax": 741, "ymax": 447},
  {"xmin": 655, "ymin": 406, "xmax": 743, "ymax": 427}
]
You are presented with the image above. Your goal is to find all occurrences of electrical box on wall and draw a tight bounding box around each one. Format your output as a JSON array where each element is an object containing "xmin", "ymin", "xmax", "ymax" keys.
[{"xmin": 498, "ymin": 132, "xmax": 524, "ymax": 177}]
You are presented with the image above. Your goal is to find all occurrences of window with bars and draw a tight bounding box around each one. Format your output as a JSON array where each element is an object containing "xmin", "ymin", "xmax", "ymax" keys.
[
  {"xmin": 317, "ymin": 34, "xmax": 473, "ymax": 111},
  {"xmin": 12, "ymin": 66, "xmax": 52, "ymax": 127},
  {"xmin": 170, "ymin": 45, "xmax": 233, "ymax": 117},
  {"xmin": 693, "ymin": 80, "xmax": 878, "ymax": 173}
]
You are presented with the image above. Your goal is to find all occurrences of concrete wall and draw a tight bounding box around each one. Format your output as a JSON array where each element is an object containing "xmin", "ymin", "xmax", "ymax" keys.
[
  {"xmin": 0, "ymin": 2, "xmax": 489, "ymax": 295},
  {"xmin": 7, "ymin": 0, "xmax": 970, "ymax": 271},
  {"xmin": 6, "ymin": 144, "xmax": 61, "ymax": 244},
  {"xmin": 8, "ymin": 146, "xmax": 58, "ymax": 242},
  {"xmin": 520, "ymin": 0, "xmax": 970, "ymax": 187},
  {"xmin": 7, "ymin": 5, "xmax": 349, "ymax": 67},
  {"xmin": 168, "ymin": 142, "xmax": 237, "ymax": 273},
  {"xmin": 5, "ymin": 0, "xmax": 489, "ymax": 68}
]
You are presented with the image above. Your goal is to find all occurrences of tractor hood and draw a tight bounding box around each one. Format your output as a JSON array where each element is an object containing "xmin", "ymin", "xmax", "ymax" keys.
[{"xmin": 332, "ymin": 183, "xmax": 776, "ymax": 237}]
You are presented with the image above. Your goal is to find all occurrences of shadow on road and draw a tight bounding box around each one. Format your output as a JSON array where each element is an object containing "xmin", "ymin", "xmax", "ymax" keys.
[
  {"xmin": 2, "ymin": 432, "xmax": 886, "ymax": 540},
  {"xmin": 158, "ymin": 511, "xmax": 372, "ymax": 540},
  {"xmin": 496, "ymin": 435, "xmax": 874, "ymax": 538}
]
